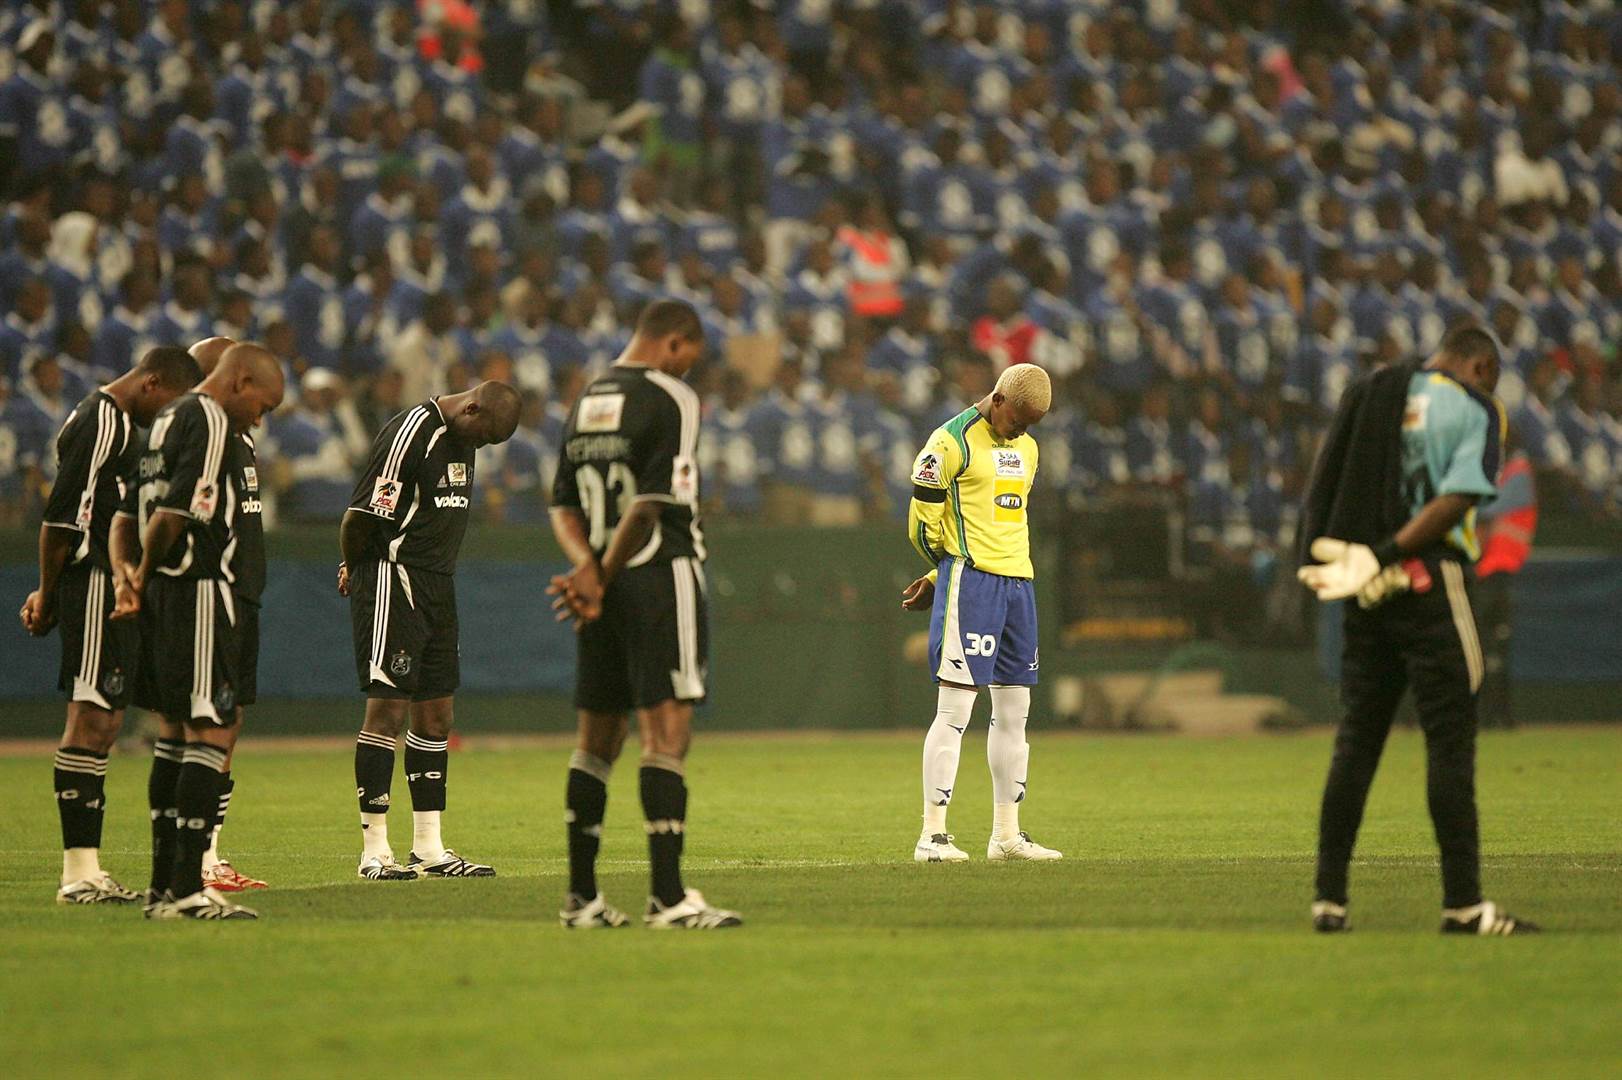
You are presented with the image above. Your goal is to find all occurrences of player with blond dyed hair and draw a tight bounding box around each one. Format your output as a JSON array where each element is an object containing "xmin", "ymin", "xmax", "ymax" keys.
[{"xmin": 902, "ymin": 362, "xmax": 1061, "ymax": 863}]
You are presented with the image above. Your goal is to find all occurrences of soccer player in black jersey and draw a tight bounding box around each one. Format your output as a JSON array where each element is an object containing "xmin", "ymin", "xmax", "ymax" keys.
[
  {"xmin": 338, "ymin": 381, "xmax": 520, "ymax": 881},
  {"xmin": 549, "ymin": 299, "xmax": 741, "ymax": 929},
  {"xmin": 19, "ymin": 346, "xmax": 200, "ymax": 905},
  {"xmin": 112, "ymin": 337, "xmax": 269, "ymax": 896},
  {"xmin": 115, "ymin": 343, "xmax": 284, "ymax": 920}
]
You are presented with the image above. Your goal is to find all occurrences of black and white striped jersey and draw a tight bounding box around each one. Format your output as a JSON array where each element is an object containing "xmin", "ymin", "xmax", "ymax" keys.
[
  {"xmin": 347, "ymin": 399, "xmax": 474, "ymax": 576},
  {"xmin": 134, "ymin": 392, "xmax": 241, "ymax": 582},
  {"xmin": 42, "ymin": 390, "xmax": 135, "ymax": 573},
  {"xmin": 552, "ymin": 364, "xmax": 705, "ymax": 567}
]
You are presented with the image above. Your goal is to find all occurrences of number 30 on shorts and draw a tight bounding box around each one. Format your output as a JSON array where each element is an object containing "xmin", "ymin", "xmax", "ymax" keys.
[{"xmin": 963, "ymin": 633, "xmax": 997, "ymax": 656}]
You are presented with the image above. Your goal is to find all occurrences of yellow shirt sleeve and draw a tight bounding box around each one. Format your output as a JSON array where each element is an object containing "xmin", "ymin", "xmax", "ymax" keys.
[{"xmin": 907, "ymin": 430, "xmax": 959, "ymax": 568}]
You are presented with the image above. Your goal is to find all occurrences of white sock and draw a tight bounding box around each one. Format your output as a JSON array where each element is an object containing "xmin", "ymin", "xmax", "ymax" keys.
[
  {"xmin": 62, "ymin": 847, "xmax": 100, "ymax": 885},
  {"xmin": 413, "ymin": 811, "xmax": 445, "ymax": 861},
  {"xmin": 202, "ymin": 826, "xmax": 221, "ymax": 872},
  {"xmin": 922, "ymin": 685, "xmax": 977, "ymax": 834},
  {"xmin": 361, "ymin": 812, "xmax": 391, "ymax": 859},
  {"xmin": 988, "ymin": 685, "xmax": 1031, "ymax": 838}
]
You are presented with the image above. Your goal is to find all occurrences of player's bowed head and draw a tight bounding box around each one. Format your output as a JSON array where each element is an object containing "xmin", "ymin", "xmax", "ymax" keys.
[
  {"xmin": 628, "ymin": 298, "xmax": 706, "ymax": 377},
  {"xmin": 188, "ymin": 335, "xmax": 236, "ymax": 376},
  {"xmin": 123, "ymin": 345, "xmax": 205, "ymax": 427},
  {"xmin": 441, "ymin": 380, "xmax": 522, "ymax": 448},
  {"xmin": 981, "ymin": 362, "xmax": 1052, "ymax": 441},
  {"xmin": 200, "ymin": 342, "xmax": 286, "ymax": 433}
]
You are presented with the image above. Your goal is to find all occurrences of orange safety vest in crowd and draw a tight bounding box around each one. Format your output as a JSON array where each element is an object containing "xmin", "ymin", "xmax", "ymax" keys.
[
  {"xmin": 839, "ymin": 227, "xmax": 904, "ymax": 317},
  {"xmin": 1476, "ymin": 452, "xmax": 1536, "ymax": 578}
]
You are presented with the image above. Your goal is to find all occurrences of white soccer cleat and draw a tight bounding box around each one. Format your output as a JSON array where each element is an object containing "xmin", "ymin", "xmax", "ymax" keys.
[
  {"xmin": 987, "ymin": 832, "xmax": 1063, "ymax": 861},
  {"xmin": 357, "ymin": 854, "xmax": 417, "ymax": 881},
  {"xmin": 644, "ymin": 889, "xmax": 742, "ymax": 929},
  {"xmin": 560, "ymin": 892, "xmax": 630, "ymax": 929},
  {"xmin": 148, "ymin": 886, "xmax": 259, "ymax": 920},
  {"xmin": 914, "ymin": 832, "xmax": 970, "ymax": 863},
  {"xmin": 55, "ymin": 872, "xmax": 141, "ymax": 905}
]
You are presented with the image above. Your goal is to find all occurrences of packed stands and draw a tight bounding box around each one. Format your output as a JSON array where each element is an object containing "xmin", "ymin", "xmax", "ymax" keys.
[{"xmin": 0, "ymin": 0, "xmax": 1618, "ymax": 583}]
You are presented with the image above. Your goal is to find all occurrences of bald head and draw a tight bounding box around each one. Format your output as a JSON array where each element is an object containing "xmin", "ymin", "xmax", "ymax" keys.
[
  {"xmin": 444, "ymin": 380, "xmax": 521, "ymax": 447},
  {"xmin": 189, "ymin": 336, "xmax": 236, "ymax": 376},
  {"xmin": 203, "ymin": 342, "xmax": 286, "ymax": 432}
]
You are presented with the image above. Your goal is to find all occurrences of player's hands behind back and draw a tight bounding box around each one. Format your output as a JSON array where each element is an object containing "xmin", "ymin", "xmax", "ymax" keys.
[
  {"xmin": 111, "ymin": 562, "xmax": 144, "ymax": 620},
  {"xmin": 901, "ymin": 575, "xmax": 934, "ymax": 611},
  {"xmin": 549, "ymin": 561, "xmax": 605, "ymax": 626}
]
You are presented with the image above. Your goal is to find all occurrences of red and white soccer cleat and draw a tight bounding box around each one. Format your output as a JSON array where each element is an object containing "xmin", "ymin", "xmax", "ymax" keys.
[{"xmin": 201, "ymin": 859, "xmax": 269, "ymax": 892}]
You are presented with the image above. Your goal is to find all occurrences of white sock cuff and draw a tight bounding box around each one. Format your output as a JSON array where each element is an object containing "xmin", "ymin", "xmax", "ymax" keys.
[
  {"xmin": 181, "ymin": 744, "xmax": 229, "ymax": 773},
  {"xmin": 569, "ymin": 749, "xmax": 614, "ymax": 783},
  {"xmin": 405, "ymin": 732, "xmax": 449, "ymax": 753},
  {"xmin": 357, "ymin": 731, "xmax": 398, "ymax": 751},
  {"xmin": 53, "ymin": 749, "xmax": 109, "ymax": 776}
]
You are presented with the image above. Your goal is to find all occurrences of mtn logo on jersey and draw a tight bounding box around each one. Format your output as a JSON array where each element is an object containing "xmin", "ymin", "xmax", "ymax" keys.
[
  {"xmin": 994, "ymin": 492, "xmax": 1023, "ymax": 511},
  {"xmin": 433, "ymin": 494, "xmax": 470, "ymax": 509},
  {"xmin": 447, "ymin": 462, "xmax": 467, "ymax": 486},
  {"xmin": 994, "ymin": 450, "xmax": 1025, "ymax": 477}
]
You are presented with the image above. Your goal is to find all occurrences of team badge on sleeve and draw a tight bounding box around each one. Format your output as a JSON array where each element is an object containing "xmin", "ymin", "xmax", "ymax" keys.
[
  {"xmin": 913, "ymin": 451, "xmax": 942, "ymax": 486},
  {"xmin": 189, "ymin": 480, "xmax": 218, "ymax": 518},
  {"xmin": 671, "ymin": 455, "xmax": 698, "ymax": 502},
  {"xmin": 370, "ymin": 478, "xmax": 401, "ymax": 517}
]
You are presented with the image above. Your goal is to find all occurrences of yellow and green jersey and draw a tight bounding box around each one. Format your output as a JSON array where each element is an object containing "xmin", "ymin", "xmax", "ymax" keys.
[{"xmin": 907, "ymin": 406, "xmax": 1038, "ymax": 580}]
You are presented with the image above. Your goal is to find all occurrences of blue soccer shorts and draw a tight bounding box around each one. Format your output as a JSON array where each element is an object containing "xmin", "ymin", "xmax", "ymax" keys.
[{"xmin": 927, "ymin": 557, "xmax": 1039, "ymax": 687}]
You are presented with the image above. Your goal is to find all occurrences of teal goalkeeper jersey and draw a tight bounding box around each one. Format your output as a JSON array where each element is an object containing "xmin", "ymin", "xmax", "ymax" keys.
[{"xmin": 1399, "ymin": 370, "xmax": 1507, "ymax": 561}]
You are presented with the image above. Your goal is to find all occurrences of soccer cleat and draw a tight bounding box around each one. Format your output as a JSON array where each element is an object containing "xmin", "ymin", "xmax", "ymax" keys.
[
  {"xmin": 142, "ymin": 888, "xmax": 174, "ymax": 919},
  {"xmin": 1312, "ymin": 901, "xmax": 1350, "ymax": 933},
  {"xmin": 987, "ymin": 831, "xmax": 1063, "ymax": 861},
  {"xmin": 357, "ymin": 854, "xmax": 417, "ymax": 881},
  {"xmin": 1441, "ymin": 901, "xmax": 1539, "ymax": 936},
  {"xmin": 148, "ymin": 887, "xmax": 259, "ymax": 920},
  {"xmin": 55, "ymin": 872, "xmax": 142, "ymax": 905},
  {"xmin": 560, "ymin": 892, "xmax": 631, "ymax": 929},
  {"xmin": 202, "ymin": 860, "xmax": 268, "ymax": 892},
  {"xmin": 914, "ymin": 833, "xmax": 970, "ymax": 863},
  {"xmin": 407, "ymin": 849, "xmax": 496, "ymax": 878},
  {"xmin": 644, "ymin": 889, "xmax": 742, "ymax": 929}
]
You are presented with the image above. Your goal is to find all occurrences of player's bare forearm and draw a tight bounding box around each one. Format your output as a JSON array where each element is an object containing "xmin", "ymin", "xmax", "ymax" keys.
[
  {"xmin": 600, "ymin": 500, "xmax": 661, "ymax": 584},
  {"xmin": 548, "ymin": 506, "xmax": 596, "ymax": 569},
  {"xmin": 1393, "ymin": 494, "xmax": 1476, "ymax": 557},
  {"xmin": 35, "ymin": 523, "xmax": 75, "ymax": 599},
  {"xmin": 136, "ymin": 511, "xmax": 188, "ymax": 582},
  {"xmin": 339, "ymin": 509, "xmax": 380, "ymax": 568},
  {"xmin": 109, "ymin": 514, "xmax": 140, "ymax": 579}
]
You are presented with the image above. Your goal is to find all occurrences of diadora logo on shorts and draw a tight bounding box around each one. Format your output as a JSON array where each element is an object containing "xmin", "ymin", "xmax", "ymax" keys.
[
  {"xmin": 994, "ymin": 449, "xmax": 1025, "ymax": 477},
  {"xmin": 434, "ymin": 494, "xmax": 470, "ymax": 508},
  {"xmin": 995, "ymin": 492, "xmax": 1023, "ymax": 510},
  {"xmin": 447, "ymin": 462, "xmax": 468, "ymax": 486}
]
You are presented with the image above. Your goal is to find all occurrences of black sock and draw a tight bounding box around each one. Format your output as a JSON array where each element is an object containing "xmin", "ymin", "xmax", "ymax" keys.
[
  {"xmin": 404, "ymin": 731, "xmax": 448, "ymax": 813},
  {"xmin": 171, "ymin": 743, "xmax": 228, "ymax": 899},
  {"xmin": 214, "ymin": 772, "xmax": 234, "ymax": 840},
  {"xmin": 54, "ymin": 746, "xmax": 109, "ymax": 856},
  {"xmin": 566, "ymin": 752, "xmax": 611, "ymax": 900},
  {"xmin": 148, "ymin": 738, "xmax": 184, "ymax": 895},
  {"xmin": 355, "ymin": 732, "xmax": 397, "ymax": 825},
  {"xmin": 640, "ymin": 764, "xmax": 686, "ymax": 907}
]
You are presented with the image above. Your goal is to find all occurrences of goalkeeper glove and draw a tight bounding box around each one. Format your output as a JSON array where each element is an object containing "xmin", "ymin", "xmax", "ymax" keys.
[
  {"xmin": 1355, "ymin": 563, "xmax": 1413, "ymax": 609},
  {"xmin": 1296, "ymin": 537, "xmax": 1400, "ymax": 602}
]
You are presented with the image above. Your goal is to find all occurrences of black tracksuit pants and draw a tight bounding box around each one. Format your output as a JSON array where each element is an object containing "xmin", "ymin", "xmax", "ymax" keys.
[{"xmin": 1316, "ymin": 556, "xmax": 1487, "ymax": 909}]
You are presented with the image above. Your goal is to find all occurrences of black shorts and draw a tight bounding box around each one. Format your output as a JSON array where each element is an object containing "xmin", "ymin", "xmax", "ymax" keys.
[
  {"xmin": 143, "ymin": 575, "xmax": 250, "ymax": 725},
  {"xmin": 56, "ymin": 564, "xmax": 139, "ymax": 710},
  {"xmin": 576, "ymin": 556, "xmax": 709, "ymax": 713},
  {"xmin": 349, "ymin": 561, "xmax": 459, "ymax": 701}
]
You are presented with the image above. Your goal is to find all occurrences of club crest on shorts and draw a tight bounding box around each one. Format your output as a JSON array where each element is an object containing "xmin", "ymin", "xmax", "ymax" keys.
[
  {"xmin": 103, "ymin": 668, "xmax": 124, "ymax": 697},
  {"xmin": 213, "ymin": 684, "xmax": 235, "ymax": 714},
  {"xmin": 447, "ymin": 462, "xmax": 467, "ymax": 486},
  {"xmin": 390, "ymin": 650, "xmax": 412, "ymax": 677}
]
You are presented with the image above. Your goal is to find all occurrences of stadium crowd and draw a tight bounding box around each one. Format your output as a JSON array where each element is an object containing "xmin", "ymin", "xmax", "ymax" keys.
[{"xmin": 0, "ymin": 0, "xmax": 1619, "ymax": 589}]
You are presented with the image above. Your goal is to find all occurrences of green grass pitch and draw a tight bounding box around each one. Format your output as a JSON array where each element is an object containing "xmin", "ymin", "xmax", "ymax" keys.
[{"xmin": 0, "ymin": 726, "xmax": 1617, "ymax": 1078}]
